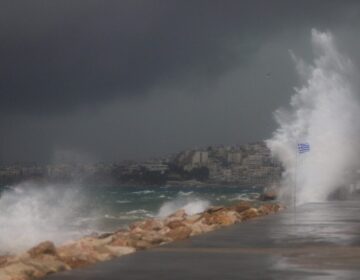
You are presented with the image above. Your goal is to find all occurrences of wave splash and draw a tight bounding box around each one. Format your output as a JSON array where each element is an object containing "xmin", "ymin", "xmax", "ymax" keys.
[
  {"xmin": 0, "ymin": 182, "xmax": 100, "ymax": 254},
  {"xmin": 266, "ymin": 29, "xmax": 360, "ymax": 205},
  {"xmin": 157, "ymin": 196, "xmax": 210, "ymax": 218}
]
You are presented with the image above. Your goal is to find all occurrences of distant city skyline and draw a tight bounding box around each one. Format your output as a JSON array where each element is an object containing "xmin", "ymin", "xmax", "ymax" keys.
[{"xmin": 1, "ymin": 1, "xmax": 360, "ymax": 163}]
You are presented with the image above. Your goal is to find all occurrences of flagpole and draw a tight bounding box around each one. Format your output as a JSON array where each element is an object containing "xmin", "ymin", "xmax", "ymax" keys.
[
  {"xmin": 294, "ymin": 142, "xmax": 309, "ymax": 222},
  {"xmin": 294, "ymin": 146, "xmax": 298, "ymax": 220}
]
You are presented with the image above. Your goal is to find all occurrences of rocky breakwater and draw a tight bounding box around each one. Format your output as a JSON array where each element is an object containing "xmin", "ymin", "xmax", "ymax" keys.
[{"xmin": 0, "ymin": 201, "xmax": 283, "ymax": 280}]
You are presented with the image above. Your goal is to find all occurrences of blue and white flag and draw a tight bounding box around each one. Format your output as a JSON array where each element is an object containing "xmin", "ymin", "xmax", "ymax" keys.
[{"xmin": 298, "ymin": 143, "xmax": 310, "ymax": 154}]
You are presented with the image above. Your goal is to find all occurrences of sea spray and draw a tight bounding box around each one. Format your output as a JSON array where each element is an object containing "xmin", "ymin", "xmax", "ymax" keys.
[
  {"xmin": 0, "ymin": 183, "xmax": 261, "ymax": 254},
  {"xmin": 266, "ymin": 29, "xmax": 360, "ymax": 204},
  {"xmin": 0, "ymin": 182, "xmax": 101, "ymax": 254},
  {"xmin": 157, "ymin": 196, "xmax": 210, "ymax": 217}
]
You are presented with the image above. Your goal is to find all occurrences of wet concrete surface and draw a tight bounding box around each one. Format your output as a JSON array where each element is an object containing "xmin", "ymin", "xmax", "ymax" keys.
[{"xmin": 47, "ymin": 201, "xmax": 360, "ymax": 279}]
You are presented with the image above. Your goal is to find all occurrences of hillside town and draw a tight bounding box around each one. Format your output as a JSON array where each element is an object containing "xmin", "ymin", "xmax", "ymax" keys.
[{"xmin": 0, "ymin": 142, "xmax": 282, "ymax": 187}]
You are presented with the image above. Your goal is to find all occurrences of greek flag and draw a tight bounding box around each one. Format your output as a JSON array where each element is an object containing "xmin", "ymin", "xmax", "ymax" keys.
[{"xmin": 298, "ymin": 143, "xmax": 310, "ymax": 154}]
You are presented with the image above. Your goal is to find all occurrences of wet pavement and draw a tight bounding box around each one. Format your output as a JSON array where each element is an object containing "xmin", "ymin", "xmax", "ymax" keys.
[{"xmin": 47, "ymin": 201, "xmax": 360, "ymax": 279}]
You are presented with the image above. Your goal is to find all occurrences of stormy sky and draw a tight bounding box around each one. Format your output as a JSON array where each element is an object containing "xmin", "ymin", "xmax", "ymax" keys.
[{"xmin": 1, "ymin": 0, "xmax": 360, "ymax": 164}]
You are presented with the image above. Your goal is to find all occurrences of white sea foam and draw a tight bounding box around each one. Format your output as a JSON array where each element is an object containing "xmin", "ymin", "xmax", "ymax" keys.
[
  {"xmin": 229, "ymin": 193, "xmax": 260, "ymax": 201},
  {"xmin": 126, "ymin": 209, "xmax": 151, "ymax": 215},
  {"xmin": 0, "ymin": 182, "xmax": 100, "ymax": 254},
  {"xmin": 266, "ymin": 29, "xmax": 360, "ymax": 205},
  {"xmin": 116, "ymin": 200, "xmax": 131, "ymax": 204},
  {"xmin": 178, "ymin": 191, "xmax": 194, "ymax": 196},
  {"xmin": 157, "ymin": 196, "xmax": 210, "ymax": 218},
  {"xmin": 132, "ymin": 190, "xmax": 155, "ymax": 195}
]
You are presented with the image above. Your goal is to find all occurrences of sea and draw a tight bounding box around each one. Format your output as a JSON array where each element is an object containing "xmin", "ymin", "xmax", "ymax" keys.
[{"xmin": 0, "ymin": 182, "xmax": 263, "ymax": 254}]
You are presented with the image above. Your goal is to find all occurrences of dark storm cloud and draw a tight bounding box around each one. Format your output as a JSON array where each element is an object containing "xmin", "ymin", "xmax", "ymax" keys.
[
  {"xmin": 1, "ymin": 0, "xmax": 360, "ymax": 163},
  {"xmin": 1, "ymin": 0, "xmax": 358, "ymax": 115}
]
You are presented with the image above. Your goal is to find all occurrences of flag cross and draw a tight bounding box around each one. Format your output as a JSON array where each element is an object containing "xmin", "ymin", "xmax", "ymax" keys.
[{"xmin": 297, "ymin": 143, "xmax": 310, "ymax": 154}]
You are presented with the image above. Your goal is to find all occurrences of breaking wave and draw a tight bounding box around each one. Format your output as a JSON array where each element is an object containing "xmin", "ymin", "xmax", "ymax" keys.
[
  {"xmin": 266, "ymin": 29, "xmax": 360, "ymax": 204},
  {"xmin": 0, "ymin": 182, "xmax": 100, "ymax": 254}
]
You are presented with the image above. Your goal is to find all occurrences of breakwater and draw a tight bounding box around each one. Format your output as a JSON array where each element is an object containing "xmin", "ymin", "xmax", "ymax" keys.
[{"xmin": 0, "ymin": 200, "xmax": 282, "ymax": 280}]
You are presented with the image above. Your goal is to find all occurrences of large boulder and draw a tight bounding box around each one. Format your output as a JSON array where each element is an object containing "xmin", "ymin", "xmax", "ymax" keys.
[
  {"xmin": 202, "ymin": 210, "xmax": 239, "ymax": 226},
  {"xmin": 184, "ymin": 213, "xmax": 202, "ymax": 224},
  {"xmin": 140, "ymin": 231, "xmax": 171, "ymax": 246},
  {"xmin": 240, "ymin": 208, "xmax": 259, "ymax": 221},
  {"xmin": 28, "ymin": 241, "xmax": 57, "ymax": 258},
  {"xmin": 260, "ymin": 190, "xmax": 277, "ymax": 201},
  {"xmin": 127, "ymin": 235, "xmax": 152, "ymax": 250},
  {"xmin": 166, "ymin": 220, "xmax": 186, "ymax": 229},
  {"xmin": 231, "ymin": 202, "xmax": 252, "ymax": 214},
  {"xmin": 205, "ymin": 206, "xmax": 225, "ymax": 214},
  {"xmin": 166, "ymin": 225, "xmax": 192, "ymax": 240},
  {"xmin": 0, "ymin": 253, "xmax": 69, "ymax": 280},
  {"xmin": 103, "ymin": 246, "xmax": 135, "ymax": 257},
  {"xmin": 57, "ymin": 236, "xmax": 118, "ymax": 268},
  {"xmin": 258, "ymin": 203, "xmax": 282, "ymax": 215},
  {"xmin": 0, "ymin": 255, "xmax": 10, "ymax": 268},
  {"xmin": 0, "ymin": 261, "xmax": 40, "ymax": 280},
  {"xmin": 129, "ymin": 219, "xmax": 164, "ymax": 232},
  {"xmin": 111, "ymin": 231, "xmax": 131, "ymax": 247},
  {"xmin": 164, "ymin": 209, "xmax": 187, "ymax": 223},
  {"xmin": 187, "ymin": 220, "xmax": 216, "ymax": 236},
  {"xmin": 16, "ymin": 257, "xmax": 69, "ymax": 278}
]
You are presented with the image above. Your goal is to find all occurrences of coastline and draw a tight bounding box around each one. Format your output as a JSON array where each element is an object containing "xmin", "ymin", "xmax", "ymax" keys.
[{"xmin": 0, "ymin": 200, "xmax": 283, "ymax": 280}]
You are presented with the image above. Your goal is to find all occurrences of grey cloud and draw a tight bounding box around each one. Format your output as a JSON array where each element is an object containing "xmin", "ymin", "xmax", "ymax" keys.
[
  {"xmin": 0, "ymin": 0, "xmax": 358, "ymax": 115},
  {"xmin": 1, "ymin": 0, "xmax": 360, "ymax": 163}
]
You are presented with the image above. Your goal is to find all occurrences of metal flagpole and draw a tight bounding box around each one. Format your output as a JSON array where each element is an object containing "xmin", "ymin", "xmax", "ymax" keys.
[
  {"xmin": 294, "ymin": 142, "xmax": 309, "ymax": 222},
  {"xmin": 294, "ymin": 146, "xmax": 298, "ymax": 221}
]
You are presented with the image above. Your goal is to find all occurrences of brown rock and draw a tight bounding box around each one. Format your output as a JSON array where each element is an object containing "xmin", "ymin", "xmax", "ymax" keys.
[
  {"xmin": 128, "ymin": 239, "xmax": 152, "ymax": 250},
  {"xmin": 129, "ymin": 219, "xmax": 164, "ymax": 232},
  {"xmin": 141, "ymin": 231, "xmax": 171, "ymax": 246},
  {"xmin": 56, "ymin": 236, "xmax": 117, "ymax": 268},
  {"xmin": 232, "ymin": 202, "xmax": 252, "ymax": 214},
  {"xmin": 202, "ymin": 211, "xmax": 238, "ymax": 226},
  {"xmin": 0, "ymin": 250, "xmax": 69, "ymax": 280},
  {"xmin": 143, "ymin": 219, "xmax": 164, "ymax": 231},
  {"xmin": 166, "ymin": 220, "xmax": 185, "ymax": 229},
  {"xmin": 0, "ymin": 262, "xmax": 39, "ymax": 280},
  {"xmin": 28, "ymin": 241, "xmax": 57, "ymax": 258},
  {"xmin": 58, "ymin": 245, "xmax": 113, "ymax": 268},
  {"xmin": 0, "ymin": 255, "xmax": 10, "ymax": 268},
  {"xmin": 157, "ymin": 226, "xmax": 171, "ymax": 236},
  {"xmin": 166, "ymin": 226, "xmax": 192, "ymax": 240},
  {"xmin": 258, "ymin": 204, "xmax": 273, "ymax": 215},
  {"xmin": 122, "ymin": 232, "xmax": 148, "ymax": 250},
  {"xmin": 129, "ymin": 226, "xmax": 144, "ymax": 234},
  {"xmin": 19, "ymin": 257, "xmax": 69, "ymax": 277},
  {"xmin": 258, "ymin": 203, "xmax": 283, "ymax": 215},
  {"xmin": 165, "ymin": 209, "xmax": 187, "ymax": 223},
  {"xmin": 98, "ymin": 232, "xmax": 114, "ymax": 239},
  {"xmin": 185, "ymin": 214, "xmax": 202, "ymax": 224},
  {"xmin": 111, "ymin": 232, "xmax": 131, "ymax": 247},
  {"xmin": 103, "ymin": 246, "xmax": 135, "ymax": 257},
  {"xmin": 260, "ymin": 190, "xmax": 277, "ymax": 201},
  {"xmin": 188, "ymin": 221, "xmax": 216, "ymax": 236},
  {"xmin": 205, "ymin": 206, "xmax": 225, "ymax": 214},
  {"xmin": 0, "ymin": 270, "xmax": 14, "ymax": 280},
  {"xmin": 240, "ymin": 208, "xmax": 259, "ymax": 221},
  {"xmin": 57, "ymin": 244, "xmax": 98, "ymax": 268}
]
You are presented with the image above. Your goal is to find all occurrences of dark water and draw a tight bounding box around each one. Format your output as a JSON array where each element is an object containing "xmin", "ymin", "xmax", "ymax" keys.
[{"xmin": 0, "ymin": 182, "xmax": 263, "ymax": 253}]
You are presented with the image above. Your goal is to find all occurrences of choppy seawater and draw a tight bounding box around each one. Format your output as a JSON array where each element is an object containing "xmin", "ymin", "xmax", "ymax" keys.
[{"xmin": 0, "ymin": 182, "xmax": 263, "ymax": 254}]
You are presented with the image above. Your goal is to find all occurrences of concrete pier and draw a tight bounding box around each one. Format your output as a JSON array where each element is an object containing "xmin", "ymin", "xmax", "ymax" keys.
[{"xmin": 47, "ymin": 201, "xmax": 360, "ymax": 279}]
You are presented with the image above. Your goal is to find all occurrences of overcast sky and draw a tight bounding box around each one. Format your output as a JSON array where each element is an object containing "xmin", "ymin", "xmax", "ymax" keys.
[{"xmin": 1, "ymin": 0, "xmax": 360, "ymax": 163}]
